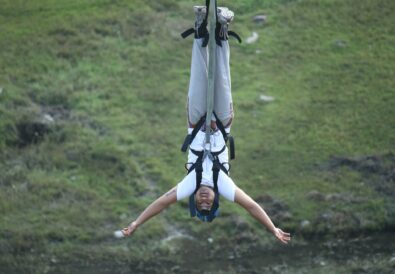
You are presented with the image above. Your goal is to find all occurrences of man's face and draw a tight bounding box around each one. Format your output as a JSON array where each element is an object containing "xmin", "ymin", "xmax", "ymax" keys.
[{"xmin": 195, "ymin": 185, "xmax": 215, "ymax": 211}]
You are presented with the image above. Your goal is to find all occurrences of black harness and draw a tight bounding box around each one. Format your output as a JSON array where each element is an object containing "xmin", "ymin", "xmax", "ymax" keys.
[
  {"xmin": 181, "ymin": 112, "xmax": 235, "ymax": 160},
  {"xmin": 180, "ymin": 0, "xmax": 242, "ymax": 47},
  {"xmin": 187, "ymin": 146, "xmax": 229, "ymax": 222},
  {"xmin": 182, "ymin": 112, "xmax": 235, "ymax": 222}
]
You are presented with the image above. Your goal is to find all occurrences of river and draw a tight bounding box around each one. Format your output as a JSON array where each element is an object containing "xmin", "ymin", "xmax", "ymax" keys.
[
  {"xmin": 2, "ymin": 232, "xmax": 394, "ymax": 273},
  {"xmin": 165, "ymin": 232, "xmax": 395, "ymax": 273}
]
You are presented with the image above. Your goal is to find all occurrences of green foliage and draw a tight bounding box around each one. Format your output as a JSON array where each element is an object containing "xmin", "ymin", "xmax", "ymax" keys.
[{"xmin": 0, "ymin": 0, "xmax": 394, "ymax": 270}]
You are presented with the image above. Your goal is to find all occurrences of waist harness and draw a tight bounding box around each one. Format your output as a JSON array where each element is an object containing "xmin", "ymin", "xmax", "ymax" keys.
[{"xmin": 181, "ymin": 112, "xmax": 235, "ymax": 160}]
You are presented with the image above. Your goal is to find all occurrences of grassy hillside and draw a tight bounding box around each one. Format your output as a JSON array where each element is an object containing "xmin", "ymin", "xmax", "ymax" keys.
[{"xmin": 1, "ymin": 0, "xmax": 394, "ymax": 272}]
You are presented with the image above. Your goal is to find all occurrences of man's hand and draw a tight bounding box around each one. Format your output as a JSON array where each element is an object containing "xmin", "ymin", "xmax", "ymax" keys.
[
  {"xmin": 122, "ymin": 221, "xmax": 138, "ymax": 237},
  {"xmin": 120, "ymin": 186, "xmax": 177, "ymax": 238},
  {"xmin": 273, "ymin": 228, "xmax": 291, "ymax": 244}
]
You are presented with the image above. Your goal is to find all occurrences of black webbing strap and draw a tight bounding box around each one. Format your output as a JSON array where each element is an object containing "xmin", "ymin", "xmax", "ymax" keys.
[
  {"xmin": 201, "ymin": 33, "xmax": 210, "ymax": 47},
  {"xmin": 183, "ymin": 113, "xmax": 235, "ymax": 160},
  {"xmin": 205, "ymin": 0, "xmax": 211, "ymax": 19},
  {"xmin": 212, "ymin": 152, "xmax": 228, "ymax": 191},
  {"xmin": 213, "ymin": 112, "xmax": 235, "ymax": 160},
  {"xmin": 189, "ymin": 146, "xmax": 226, "ymax": 194},
  {"xmin": 201, "ymin": 0, "xmax": 211, "ymax": 47},
  {"xmin": 181, "ymin": 115, "xmax": 206, "ymax": 152},
  {"xmin": 187, "ymin": 150, "xmax": 204, "ymax": 195},
  {"xmin": 228, "ymin": 31, "xmax": 242, "ymax": 43},
  {"xmin": 215, "ymin": 22, "xmax": 222, "ymax": 47},
  {"xmin": 187, "ymin": 146, "xmax": 226, "ymax": 188},
  {"xmin": 188, "ymin": 146, "xmax": 228, "ymax": 221},
  {"xmin": 181, "ymin": 0, "xmax": 241, "ymax": 47},
  {"xmin": 181, "ymin": 28, "xmax": 195, "ymax": 39},
  {"xmin": 181, "ymin": 0, "xmax": 211, "ymax": 47},
  {"xmin": 194, "ymin": 162, "xmax": 203, "ymax": 194},
  {"xmin": 228, "ymin": 135, "xmax": 235, "ymax": 160},
  {"xmin": 213, "ymin": 112, "xmax": 228, "ymax": 141},
  {"xmin": 190, "ymin": 145, "xmax": 226, "ymax": 158},
  {"xmin": 181, "ymin": 28, "xmax": 210, "ymax": 48},
  {"xmin": 211, "ymin": 147, "xmax": 224, "ymax": 194},
  {"xmin": 181, "ymin": 135, "xmax": 192, "ymax": 152},
  {"xmin": 215, "ymin": 25, "xmax": 242, "ymax": 47},
  {"xmin": 187, "ymin": 151, "xmax": 203, "ymax": 172},
  {"xmin": 208, "ymin": 153, "xmax": 220, "ymax": 223},
  {"xmin": 212, "ymin": 162, "xmax": 219, "ymax": 193},
  {"xmin": 188, "ymin": 150, "xmax": 203, "ymax": 218}
]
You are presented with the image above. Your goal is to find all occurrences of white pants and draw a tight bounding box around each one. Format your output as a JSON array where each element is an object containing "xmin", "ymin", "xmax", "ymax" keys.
[{"xmin": 187, "ymin": 39, "xmax": 234, "ymax": 129}]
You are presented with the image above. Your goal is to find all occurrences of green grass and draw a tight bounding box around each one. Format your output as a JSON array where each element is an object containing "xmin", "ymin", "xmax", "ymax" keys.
[{"xmin": 0, "ymin": 0, "xmax": 394, "ymax": 269}]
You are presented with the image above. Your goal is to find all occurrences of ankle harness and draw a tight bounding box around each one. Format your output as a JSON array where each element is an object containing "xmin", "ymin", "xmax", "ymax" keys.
[{"xmin": 181, "ymin": 0, "xmax": 242, "ymax": 47}]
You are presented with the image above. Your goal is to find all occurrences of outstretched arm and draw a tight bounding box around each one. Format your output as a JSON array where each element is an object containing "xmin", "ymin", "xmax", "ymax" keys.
[
  {"xmin": 234, "ymin": 187, "xmax": 291, "ymax": 244},
  {"xmin": 122, "ymin": 187, "xmax": 177, "ymax": 236}
]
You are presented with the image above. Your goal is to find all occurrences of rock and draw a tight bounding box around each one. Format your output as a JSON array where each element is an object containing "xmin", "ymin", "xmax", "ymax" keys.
[
  {"xmin": 253, "ymin": 15, "xmax": 267, "ymax": 24},
  {"xmin": 229, "ymin": 215, "xmax": 250, "ymax": 230},
  {"xmin": 259, "ymin": 94, "xmax": 275, "ymax": 102},
  {"xmin": 277, "ymin": 211, "xmax": 293, "ymax": 221},
  {"xmin": 41, "ymin": 113, "xmax": 55, "ymax": 124},
  {"xmin": 171, "ymin": 265, "xmax": 180, "ymax": 272},
  {"xmin": 16, "ymin": 119, "xmax": 51, "ymax": 146},
  {"xmin": 161, "ymin": 232, "xmax": 194, "ymax": 244},
  {"xmin": 327, "ymin": 155, "xmax": 383, "ymax": 174},
  {"xmin": 255, "ymin": 194, "xmax": 291, "ymax": 223},
  {"xmin": 207, "ymin": 237, "xmax": 213, "ymax": 244},
  {"xmin": 334, "ymin": 40, "xmax": 347, "ymax": 48},
  {"xmin": 324, "ymin": 154, "xmax": 395, "ymax": 200},
  {"xmin": 385, "ymin": 168, "xmax": 395, "ymax": 182},
  {"xmin": 358, "ymin": 156, "xmax": 382, "ymax": 173},
  {"xmin": 324, "ymin": 192, "xmax": 362, "ymax": 204},
  {"xmin": 272, "ymin": 265, "xmax": 283, "ymax": 273},
  {"xmin": 300, "ymin": 220, "xmax": 311, "ymax": 228},
  {"xmin": 306, "ymin": 190, "xmax": 325, "ymax": 201},
  {"xmin": 246, "ymin": 32, "xmax": 259, "ymax": 44},
  {"xmin": 43, "ymin": 105, "xmax": 70, "ymax": 121},
  {"xmin": 325, "ymin": 193, "xmax": 343, "ymax": 202},
  {"xmin": 255, "ymin": 194, "xmax": 284, "ymax": 210},
  {"xmin": 50, "ymin": 257, "xmax": 58, "ymax": 264},
  {"xmin": 314, "ymin": 210, "xmax": 362, "ymax": 231},
  {"xmin": 0, "ymin": 86, "xmax": 3, "ymax": 95}
]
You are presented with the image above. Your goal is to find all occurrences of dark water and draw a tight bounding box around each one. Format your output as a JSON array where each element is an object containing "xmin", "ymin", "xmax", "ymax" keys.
[
  {"xmin": 172, "ymin": 232, "xmax": 395, "ymax": 274},
  {"xmin": 2, "ymin": 232, "xmax": 395, "ymax": 274}
]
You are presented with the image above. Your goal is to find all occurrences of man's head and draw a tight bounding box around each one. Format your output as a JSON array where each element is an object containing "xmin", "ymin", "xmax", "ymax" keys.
[
  {"xmin": 188, "ymin": 185, "xmax": 220, "ymax": 222},
  {"xmin": 195, "ymin": 185, "xmax": 215, "ymax": 212}
]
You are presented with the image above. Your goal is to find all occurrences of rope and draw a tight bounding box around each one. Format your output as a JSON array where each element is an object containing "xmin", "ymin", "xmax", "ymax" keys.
[{"xmin": 204, "ymin": 0, "xmax": 217, "ymax": 160}]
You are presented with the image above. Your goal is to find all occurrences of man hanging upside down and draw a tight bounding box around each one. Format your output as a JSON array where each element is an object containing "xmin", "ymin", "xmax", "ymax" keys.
[{"xmin": 122, "ymin": 6, "xmax": 291, "ymax": 244}]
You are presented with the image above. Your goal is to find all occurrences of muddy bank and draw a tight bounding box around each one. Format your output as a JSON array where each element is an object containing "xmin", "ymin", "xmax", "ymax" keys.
[{"xmin": 2, "ymin": 232, "xmax": 394, "ymax": 274}]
